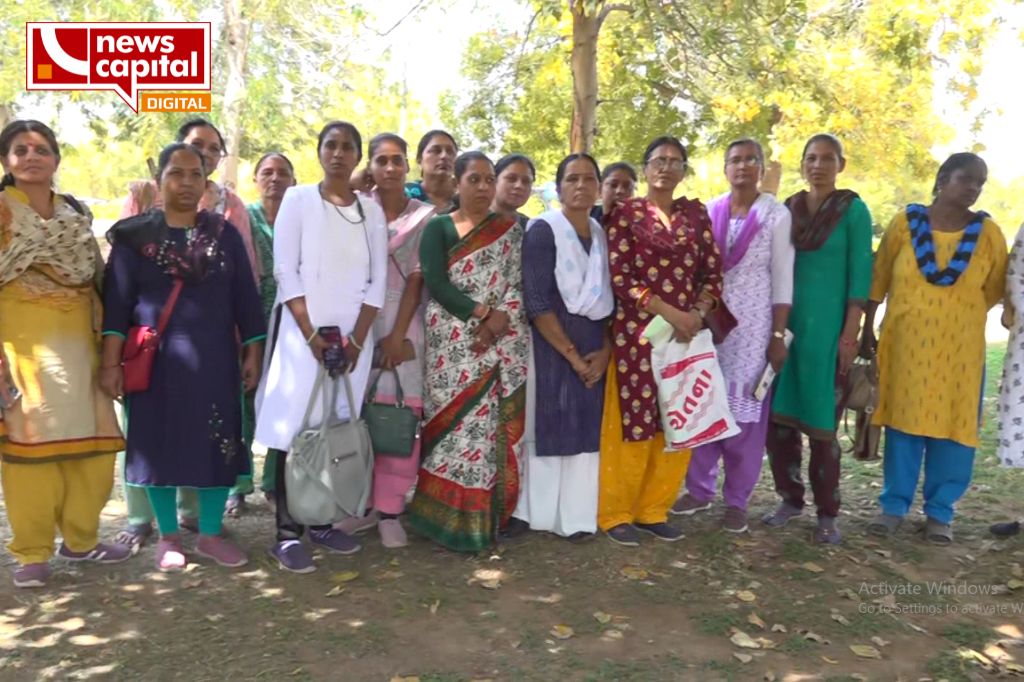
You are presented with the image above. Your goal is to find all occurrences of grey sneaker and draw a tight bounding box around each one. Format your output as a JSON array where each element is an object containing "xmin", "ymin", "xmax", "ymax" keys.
[
  {"xmin": 671, "ymin": 494, "xmax": 713, "ymax": 516},
  {"xmin": 722, "ymin": 506, "xmax": 749, "ymax": 533},
  {"xmin": 606, "ymin": 524, "xmax": 641, "ymax": 547},
  {"xmin": 309, "ymin": 528, "xmax": 361, "ymax": 555},
  {"xmin": 762, "ymin": 502, "xmax": 803, "ymax": 528},
  {"xmin": 634, "ymin": 522, "xmax": 685, "ymax": 542},
  {"xmin": 269, "ymin": 540, "xmax": 316, "ymax": 574}
]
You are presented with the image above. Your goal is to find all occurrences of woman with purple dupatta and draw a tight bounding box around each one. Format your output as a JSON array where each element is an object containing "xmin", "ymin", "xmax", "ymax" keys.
[{"xmin": 672, "ymin": 139, "xmax": 794, "ymax": 533}]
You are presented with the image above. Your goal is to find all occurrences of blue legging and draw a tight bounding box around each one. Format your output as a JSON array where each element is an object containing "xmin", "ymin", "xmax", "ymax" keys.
[
  {"xmin": 146, "ymin": 487, "xmax": 230, "ymax": 536},
  {"xmin": 879, "ymin": 428, "xmax": 975, "ymax": 524}
]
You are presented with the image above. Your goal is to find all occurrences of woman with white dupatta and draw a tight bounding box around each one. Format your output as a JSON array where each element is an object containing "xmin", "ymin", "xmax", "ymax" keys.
[{"xmin": 512, "ymin": 153, "xmax": 614, "ymax": 541}]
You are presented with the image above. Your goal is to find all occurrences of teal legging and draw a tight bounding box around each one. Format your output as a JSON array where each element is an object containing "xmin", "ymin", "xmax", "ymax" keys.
[{"xmin": 146, "ymin": 487, "xmax": 230, "ymax": 536}]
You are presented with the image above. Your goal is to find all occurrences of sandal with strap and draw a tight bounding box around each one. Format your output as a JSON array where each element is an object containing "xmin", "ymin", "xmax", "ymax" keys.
[
  {"xmin": 867, "ymin": 514, "xmax": 904, "ymax": 537},
  {"xmin": 814, "ymin": 517, "xmax": 842, "ymax": 545},
  {"xmin": 924, "ymin": 518, "xmax": 953, "ymax": 545},
  {"xmin": 113, "ymin": 523, "xmax": 153, "ymax": 548}
]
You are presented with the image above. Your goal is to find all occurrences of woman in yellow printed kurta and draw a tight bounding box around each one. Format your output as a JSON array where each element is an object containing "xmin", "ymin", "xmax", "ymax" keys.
[
  {"xmin": 0, "ymin": 120, "xmax": 129, "ymax": 588},
  {"xmin": 863, "ymin": 153, "xmax": 1006, "ymax": 545}
]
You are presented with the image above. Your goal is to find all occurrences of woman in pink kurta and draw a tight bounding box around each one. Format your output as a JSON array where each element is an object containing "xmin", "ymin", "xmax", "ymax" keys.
[{"xmin": 336, "ymin": 133, "xmax": 434, "ymax": 548}]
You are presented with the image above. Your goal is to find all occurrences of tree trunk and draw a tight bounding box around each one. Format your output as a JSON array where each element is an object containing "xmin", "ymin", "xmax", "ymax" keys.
[
  {"xmin": 221, "ymin": 0, "xmax": 250, "ymax": 188},
  {"xmin": 570, "ymin": 5, "xmax": 600, "ymax": 153},
  {"xmin": 0, "ymin": 103, "xmax": 14, "ymax": 129}
]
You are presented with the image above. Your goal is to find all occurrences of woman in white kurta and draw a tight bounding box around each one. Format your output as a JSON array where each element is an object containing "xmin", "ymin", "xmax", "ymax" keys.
[
  {"xmin": 254, "ymin": 122, "xmax": 387, "ymax": 573},
  {"xmin": 993, "ymin": 221, "xmax": 1024, "ymax": 538}
]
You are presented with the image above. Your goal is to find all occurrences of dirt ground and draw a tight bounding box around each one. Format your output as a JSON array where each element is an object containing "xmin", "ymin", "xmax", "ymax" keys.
[{"xmin": 1, "ymin": 347, "xmax": 1023, "ymax": 682}]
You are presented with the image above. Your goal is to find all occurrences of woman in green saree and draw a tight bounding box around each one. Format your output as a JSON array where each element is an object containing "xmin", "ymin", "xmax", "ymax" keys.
[{"xmin": 408, "ymin": 151, "xmax": 529, "ymax": 552}]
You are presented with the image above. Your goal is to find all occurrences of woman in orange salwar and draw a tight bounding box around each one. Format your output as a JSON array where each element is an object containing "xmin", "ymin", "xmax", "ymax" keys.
[{"xmin": 600, "ymin": 136, "xmax": 723, "ymax": 547}]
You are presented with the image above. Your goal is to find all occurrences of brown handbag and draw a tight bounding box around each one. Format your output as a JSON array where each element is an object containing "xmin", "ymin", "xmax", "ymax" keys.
[{"xmin": 843, "ymin": 354, "xmax": 879, "ymax": 413}]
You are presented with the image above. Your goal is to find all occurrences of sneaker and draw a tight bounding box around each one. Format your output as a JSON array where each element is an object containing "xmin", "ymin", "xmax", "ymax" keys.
[
  {"xmin": 762, "ymin": 502, "xmax": 803, "ymax": 528},
  {"xmin": 722, "ymin": 506, "xmax": 749, "ymax": 534},
  {"xmin": 671, "ymin": 494, "xmax": 713, "ymax": 516},
  {"xmin": 58, "ymin": 542, "xmax": 132, "ymax": 564},
  {"xmin": 195, "ymin": 534, "xmax": 249, "ymax": 568},
  {"xmin": 268, "ymin": 540, "xmax": 316, "ymax": 574},
  {"xmin": 498, "ymin": 517, "xmax": 530, "ymax": 542},
  {"xmin": 606, "ymin": 524, "xmax": 641, "ymax": 547},
  {"xmin": 634, "ymin": 521, "xmax": 685, "ymax": 542},
  {"xmin": 813, "ymin": 516, "xmax": 842, "ymax": 545},
  {"xmin": 567, "ymin": 531, "xmax": 596, "ymax": 545},
  {"xmin": 309, "ymin": 528, "xmax": 361, "ymax": 555},
  {"xmin": 155, "ymin": 535, "xmax": 187, "ymax": 572},
  {"xmin": 333, "ymin": 510, "xmax": 379, "ymax": 536},
  {"xmin": 378, "ymin": 518, "xmax": 408, "ymax": 549},
  {"xmin": 990, "ymin": 520, "xmax": 1021, "ymax": 538},
  {"xmin": 13, "ymin": 563, "xmax": 51, "ymax": 588}
]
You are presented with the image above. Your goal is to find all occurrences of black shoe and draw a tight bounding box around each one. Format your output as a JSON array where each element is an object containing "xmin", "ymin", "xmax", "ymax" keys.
[
  {"xmin": 605, "ymin": 524, "xmax": 641, "ymax": 547},
  {"xmin": 989, "ymin": 521, "xmax": 1021, "ymax": 538},
  {"xmin": 634, "ymin": 521, "xmax": 685, "ymax": 542},
  {"xmin": 498, "ymin": 517, "xmax": 530, "ymax": 541}
]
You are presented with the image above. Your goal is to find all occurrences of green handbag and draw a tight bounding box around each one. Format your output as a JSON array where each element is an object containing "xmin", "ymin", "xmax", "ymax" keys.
[{"xmin": 363, "ymin": 369, "xmax": 421, "ymax": 458}]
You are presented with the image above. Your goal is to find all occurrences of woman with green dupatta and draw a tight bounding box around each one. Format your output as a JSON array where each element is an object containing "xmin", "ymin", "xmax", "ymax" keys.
[{"xmin": 408, "ymin": 151, "xmax": 529, "ymax": 552}]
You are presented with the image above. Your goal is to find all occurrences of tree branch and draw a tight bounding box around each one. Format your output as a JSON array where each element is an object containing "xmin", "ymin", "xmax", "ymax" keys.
[{"xmin": 598, "ymin": 3, "xmax": 630, "ymax": 27}]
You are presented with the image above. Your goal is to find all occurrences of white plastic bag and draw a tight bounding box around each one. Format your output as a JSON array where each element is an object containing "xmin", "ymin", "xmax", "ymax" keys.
[{"xmin": 642, "ymin": 318, "xmax": 740, "ymax": 451}]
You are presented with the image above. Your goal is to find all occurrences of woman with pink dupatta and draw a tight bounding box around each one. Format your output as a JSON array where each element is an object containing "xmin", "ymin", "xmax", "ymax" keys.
[{"xmin": 337, "ymin": 133, "xmax": 434, "ymax": 548}]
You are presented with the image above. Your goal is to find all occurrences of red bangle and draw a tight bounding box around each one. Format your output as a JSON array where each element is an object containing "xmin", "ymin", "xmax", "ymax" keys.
[{"xmin": 637, "ymin": 288, "xmax": 653, "ymax": 311}]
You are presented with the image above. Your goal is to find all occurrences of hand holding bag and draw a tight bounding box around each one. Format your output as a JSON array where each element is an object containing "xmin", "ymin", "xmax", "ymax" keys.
[
  {"xmin": 122, "ymin": 279, "xmax": 184, "ymax": 394},
  {"xmin": 285, "ymin": 368, "xmax": 374, "ymax": 525},
  {"xmin": 363, "ymin": 369, "xmax": 421, "ymax": 458},
  {"xmin": 842, "ymin": 354, "xmax": 879, "ymax": 413}
]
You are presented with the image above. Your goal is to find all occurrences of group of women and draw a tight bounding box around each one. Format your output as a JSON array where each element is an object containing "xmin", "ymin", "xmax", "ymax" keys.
[{"xmin": 0, "ymin": 114, "xmax": 1020, "ymax": 588}]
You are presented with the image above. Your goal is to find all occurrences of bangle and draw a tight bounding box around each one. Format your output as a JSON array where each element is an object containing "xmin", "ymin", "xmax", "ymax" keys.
[
  {"xmin": 637, "ymin": 288, "xmax": 653, "ymax": 311},
  {"xmin": 565, "ymin": 343, "xmax": 577, "ymax": 357},
  {"xmin": 479, "ymin": 305, "xmax": 493, "ymax": 323},
  {"xmin": 349, "ymin": 336, "xmax": 364, "ymax": 351},
  {"xmin": 306, "ymin": 330, "xmax": 318, "ymax": 345}
]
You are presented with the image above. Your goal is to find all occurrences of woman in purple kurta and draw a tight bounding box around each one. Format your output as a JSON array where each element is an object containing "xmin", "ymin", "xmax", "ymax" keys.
[
  {"xmin": 100, "ymin": 144, "xmax": 265, "ymax": 572},
  {"xmin": 511, "ymin": 154, "xmax": 613, "ymax": 540}
]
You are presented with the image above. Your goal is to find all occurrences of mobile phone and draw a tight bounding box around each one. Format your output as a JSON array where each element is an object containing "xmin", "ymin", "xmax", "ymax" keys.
[{"xmin": 318, "ymin": 326, "xmax": 344, "ymax": 372}]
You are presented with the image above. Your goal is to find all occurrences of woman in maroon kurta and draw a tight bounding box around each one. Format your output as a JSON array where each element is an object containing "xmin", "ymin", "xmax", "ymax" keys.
[{"xmin": 598, "ymin": 136, "xmax": 723, "ymax": 547}]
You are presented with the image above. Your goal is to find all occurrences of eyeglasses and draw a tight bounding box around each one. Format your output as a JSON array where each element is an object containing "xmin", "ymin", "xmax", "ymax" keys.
[
  {"xmin": 646, "ymin": 157, "xmax": 686, "ymax": 171},
  {"xmin": 726, "ymin": 155, "xmax": 761, "ymax": 167}
]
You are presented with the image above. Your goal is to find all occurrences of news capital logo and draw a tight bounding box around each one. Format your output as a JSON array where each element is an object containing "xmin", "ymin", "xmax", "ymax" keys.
[{"xmin": 26, "ymin": 22, "xmax": 212, "ymax": 113}]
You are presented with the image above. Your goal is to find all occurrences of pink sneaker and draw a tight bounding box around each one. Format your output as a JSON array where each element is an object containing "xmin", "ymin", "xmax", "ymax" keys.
[
  {"xmin": 155, "ymin": 535, "xmax": 187, "ymax": 572},
  {"xmin": 334, "ymin": 510, "xmax": 379, "ymax": 535},
  {"xmin": 195, "ymin": 534, "xmax": 248, "ymax": 568},
  {"xmin": 13, "ymin": 562, "xmax": 52, "ymax": 588},
  {"xmin": 378, "ymin": 518, "xmax": 408, "ymax": 549}
]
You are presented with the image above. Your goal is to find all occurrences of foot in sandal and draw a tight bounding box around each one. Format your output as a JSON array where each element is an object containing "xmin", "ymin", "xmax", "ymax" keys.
[
  {"xmin": 924, "ymin": 517, "xmax": 953, "ymax": 545},
  {"xmin": 867, "ymin": 513, "xmax": 904, "ymax": 537}
]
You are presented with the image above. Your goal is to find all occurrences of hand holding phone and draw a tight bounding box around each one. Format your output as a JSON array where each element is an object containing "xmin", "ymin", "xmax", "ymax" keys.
[{"xmin": 318, "ymin": 326, "xmax": 345, "ymax": 375}]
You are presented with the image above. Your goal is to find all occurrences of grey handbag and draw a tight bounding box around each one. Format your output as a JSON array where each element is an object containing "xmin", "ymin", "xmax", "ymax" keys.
[{"xmin": 284, "ymin": 367, "xmax": 374, "ymax": 525}]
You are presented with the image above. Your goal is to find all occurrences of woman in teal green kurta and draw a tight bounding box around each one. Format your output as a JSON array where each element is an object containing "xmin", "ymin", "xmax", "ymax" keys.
[
  {"xmin": 231, "ymin": 152, "xmax": 295, "ymax": 510},
  {"xmin": 763, "ymin": 134, "xmax": 873, "ymax": 544}
]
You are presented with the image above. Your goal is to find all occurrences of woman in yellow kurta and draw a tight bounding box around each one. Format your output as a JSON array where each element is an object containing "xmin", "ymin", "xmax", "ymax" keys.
[
  {"xmin": 863, "ymin": 153, "xmax": 1006, "ymax": 545},
  {"xmin": 0, "ymin": 120, "xmax": 128, "ymax": 588}
]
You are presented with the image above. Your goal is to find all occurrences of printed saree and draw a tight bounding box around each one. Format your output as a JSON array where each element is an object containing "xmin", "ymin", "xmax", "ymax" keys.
[{"xmin": 408, "ymin": 213, "xmax": 529, "ymax": 552}]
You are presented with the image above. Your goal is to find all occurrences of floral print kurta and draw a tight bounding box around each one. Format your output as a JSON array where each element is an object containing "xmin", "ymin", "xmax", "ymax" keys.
[{"xmin": 606, "ymin": 197, "xmax": 723, "ymax": 442}]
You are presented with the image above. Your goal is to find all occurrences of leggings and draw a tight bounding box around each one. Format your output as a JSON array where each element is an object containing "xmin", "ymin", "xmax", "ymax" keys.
[{"xmin": 146, "ymin": 486, "xmax": 230, "ymax": 536}]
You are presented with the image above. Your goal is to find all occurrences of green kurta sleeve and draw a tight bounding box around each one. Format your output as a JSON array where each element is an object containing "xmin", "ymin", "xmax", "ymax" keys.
[
  {"xmin": 419, "ymin": 214, "xmax": 478, "ymax": 321},
  {"xmin": 845, "ymin": 197, "xmax": 874, "ymax": 305}
]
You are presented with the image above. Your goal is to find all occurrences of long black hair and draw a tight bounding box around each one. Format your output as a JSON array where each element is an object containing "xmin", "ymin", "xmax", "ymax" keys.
[{"xmin": 0, "ymin": 120, "xmax": 61, "ymax": 191}]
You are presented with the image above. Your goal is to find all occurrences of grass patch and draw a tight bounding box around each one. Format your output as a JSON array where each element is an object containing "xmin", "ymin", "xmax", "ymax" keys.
[
  {"xmin": 777, "ymin": 635, "xmax": 816, "ymax": 654},
  {"xmin": 780, "ymin": 538, "xmax": 822, "ymax": 563},
  {"xmin": 695, "ymin": 612, "xmax": 742, "ymax": 636},
  {"xmin": 942, "ymin": 622, "xmax": 993, "ymax": 650}
]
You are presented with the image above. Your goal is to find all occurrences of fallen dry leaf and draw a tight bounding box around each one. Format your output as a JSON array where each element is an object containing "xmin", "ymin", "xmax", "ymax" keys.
[
  {"xmin": 873, "ymin": 549, "xmax": 892, "ymax": 559},
  {"xmin": 747, "ymin": 613, "xmax": 767, "ymax": 630},
  {"xmin": 380, "ymin": 571, "xmax": 404, "ymax": 580},
  {"xmin": 764, "ymin": 674, "xmax": 776, "ymax": 682},
  {"xmin": 802, "ymin": 631, "xmax": 825, "ymax": 643},
  {"xmin": 593, "ymin": 611, "xmax": 612, "ymax": 625},
  {"xmin": 870, "ymin": 636, "xmax": 890, "ymax": 648},
  {"xmin": 736, "ymin": 590, "xmax": 757, "ymax": 602},
  {"xmin": 620, "ymin": 566, "xmax": 649, "ymax": 580},
  {"xmin": 822, "ymin": 656, "xmax": 838, "ymax": 664},
  {"xmin": 771, "ymin": 624, "xmax": 787, "ymax": 633},
  {"xmin": 850, "ymin": 644, "xmax": 882, "ymax": 659},
  {"xmin": 670, "ymin": 561, "xmax": 688, "ymax": 569},
  {"xmin": 733, "ymin": 653, "xmax": 753, "ymax": 663},
  {"xmin": 479, "ymin": 579, "xmax": 501, "ymax": 590},
  {"xmin": 429, "ymin": 599, "xmax": 440, "ymax": 615},
  {"xmin": 801, "ymin": 562, "xmax": 825, "ymax": 573},
  {"xmin": 330, "ymin": 571, "xmax": 359, "ymax": 583},
  {"xmin": 324, "ymin": 586, "xmax": 346, "ymax": 597},
  {"xmin": 1004, "ymin": 662, "xmax": 1024, "ymax": 674},
  {"xmin": 182, "ymin": 579, "xmax": 203, "ymax": 590},
  {"xmin": 831, "ymin": 613, "xmax": 851, "ymax": 626},
  {"xmin": 837, "ymin": 588, "xmax": 861, "ymax": 601},
  {"xmin": 549, "ymin": 625, "xmax": 574, "ymax": 640},
  {"xmin": 1007, "ymin": 579, "xmax": 1024, "ymax": 591},
  {"xmin": 602, "ymin": 629, "xmax": 624, "ymax": 641},
  {"xmin": 1011, "ymin": 563, "xmax": 1023, "ymax": 579},
  {"xmin": 730, "ymin": 630, "xmax": 761, "ymax": 649},
  {"xmin": 389, "ymin": 677, "xmax": 420, "ymax": 682},
  {"xmin": 520, "ymin": 593, "xmax": 563, "ymax": 604}
]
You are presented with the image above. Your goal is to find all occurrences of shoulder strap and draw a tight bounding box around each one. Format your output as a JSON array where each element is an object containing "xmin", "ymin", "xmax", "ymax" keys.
[
  {"xmin": 61, "ymin": 194, "xmax": 86, "ymax": 215},
  {"xmin": 156, "ymin": 279, "xmax": 185, "ymax": 336}
]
